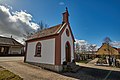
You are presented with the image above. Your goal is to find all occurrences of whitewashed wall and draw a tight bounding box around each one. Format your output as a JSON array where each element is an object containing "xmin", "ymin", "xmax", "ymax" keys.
[
  {"xmin": 61, "ymin": 25, "xmax": 74, "ymax": 64},
  {"xmin": 9, "ymin": 47, "xmax": 21, "ymax": 54},
  {"xmin": 26, "ymin": 38, "xmax": 55, "ymax": 65}
]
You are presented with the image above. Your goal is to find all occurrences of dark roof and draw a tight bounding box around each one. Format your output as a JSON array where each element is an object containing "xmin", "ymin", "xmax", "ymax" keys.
[
  {"xmin": 28, "ymin": 24, "xmax": 62, "ymax": 40},
  {"xmin": 117, "ymin": 48, "xmax": 120, "ymax": 53},
  {"xmin": 0, "ymin": 36, "xmax": 23, "ymax": 46}
]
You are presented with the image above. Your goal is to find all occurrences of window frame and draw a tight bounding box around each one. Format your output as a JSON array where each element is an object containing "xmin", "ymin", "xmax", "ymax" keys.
[
  {"xmin": 66, "ymin": 29, "xmax": 69, "ymax": 37},
  {"xmin": 34, "ymin": 42, "xmax": 42, "ymax": 57},
  {"xmin": 104, "ymin": 49, "xmax": 106, "ymax": 51}
]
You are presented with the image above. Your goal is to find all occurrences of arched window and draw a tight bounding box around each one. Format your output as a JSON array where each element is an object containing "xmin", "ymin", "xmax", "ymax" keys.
[
  {"xmin": 66, "ymin": 29, "xmax": 69, "ymax": 37},
  {"xmin": 35, "ymin": 42, "xmax": 41, "ymax": 57}
]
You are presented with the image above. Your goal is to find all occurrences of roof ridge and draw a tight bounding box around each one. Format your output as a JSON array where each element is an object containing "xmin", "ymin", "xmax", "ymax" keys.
[
  {"xmin": 34, "ymin": 24, "xmax": 61, "ymax": 34},
  {"xmin": 28, "ymin": 24, "xmax": 62, "ymax": 40},
  {"xmin": 0, "ymin": 36, "xmax": 12, "ymax": 39},
  {"xmin": 0, "ymin": 36, "xmax": 23, "ymax": 46},
  {"xmin": 40, "ymin": 24, "xmax": 61, "ymax": 31},
  {"xmin": 54, "ymin": 24, "xmax": 62, "ymax": 33},
  {"xmin": 56, "ymin": 23, "xmax": 66, "ymax": 34}
]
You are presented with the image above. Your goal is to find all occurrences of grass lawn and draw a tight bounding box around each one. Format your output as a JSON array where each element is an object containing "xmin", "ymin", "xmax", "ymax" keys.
[
  {"xmin": 0, "ymin": 66, "xmax": 23, "ymax": 80},
  {"xmin": 77, "ymin": 60, "xmax": 89, "ymax": 64},
  {"xmin": 77, "ymin": 59, "xmax": 93, "ymax": 64}
]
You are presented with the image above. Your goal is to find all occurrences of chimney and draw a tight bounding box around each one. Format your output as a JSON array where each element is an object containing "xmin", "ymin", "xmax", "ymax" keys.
[
  {"xmin": 11, "ymin": 35, "xmax": 12, "ymax": 38},
  {"xmin": 62, "ymin": 7, "xmax": 69, "ymax": 24}
]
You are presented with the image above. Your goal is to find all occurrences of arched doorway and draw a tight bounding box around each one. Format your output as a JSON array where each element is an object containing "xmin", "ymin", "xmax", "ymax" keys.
[{"xmin": 65, "ymin": 41, "xmax": 71, "ymax": 62}]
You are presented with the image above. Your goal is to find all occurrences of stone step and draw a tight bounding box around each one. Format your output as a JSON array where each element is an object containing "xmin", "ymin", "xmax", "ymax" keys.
[{"xmin": 67, "ymin": 62, "xmax": 80, "ymax": 73}]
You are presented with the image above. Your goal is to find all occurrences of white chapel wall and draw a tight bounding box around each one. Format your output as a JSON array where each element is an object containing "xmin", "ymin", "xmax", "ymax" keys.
[
  {"xmin": 26, "ymin": 38, "xmax": 55, "ymax": 65},
  {"xmin": 61, "ymin": 25, "xmax": 74, "ymax": 64}
]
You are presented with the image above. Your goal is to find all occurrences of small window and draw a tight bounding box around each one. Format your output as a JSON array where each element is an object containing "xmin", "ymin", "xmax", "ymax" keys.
[
  {"xmin": 35, "ymin": 42, "xmax": 41, "ymax": 57},
  {"xmin": 1, "ymin": 47, "xmax": 4, "ymax": 52},
  {"xmin": 66, "ymin": 29, "xmax": 69, "ymax": 37},
  {"xmin": 104, "ymin": 49, "xmax": 106, "ymax": 51}
]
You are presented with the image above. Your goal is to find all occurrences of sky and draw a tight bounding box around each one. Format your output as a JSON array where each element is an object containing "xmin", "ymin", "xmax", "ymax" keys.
[{"xmin": 0, "ymin": 0, "xmax": 120, "ymax": 47}]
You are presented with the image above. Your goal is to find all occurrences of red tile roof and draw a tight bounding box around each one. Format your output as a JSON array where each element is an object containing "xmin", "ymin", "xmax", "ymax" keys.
[
  {"xmin": 117, "ymin": 48, "xmax": 120, "ymax": 53},
  {"xmin": 28, "ymin": 24, "xmax": 62, "ymax": 40}
]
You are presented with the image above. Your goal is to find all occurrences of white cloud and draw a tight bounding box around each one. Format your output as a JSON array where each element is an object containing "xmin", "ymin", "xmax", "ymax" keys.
[
  {"xmin": 0, "ymin": 5, "xmax": 39, "ymax": 44},
  {"xmin": 75, "ymin": 39, "xmax": 88, "ymax": 45},
  {"xmin": 75, "ymin": 39, "xmax": 98, "ymax": 51},
  {"xmin": 111, "ymin": 41, "xmax": 120, "ymax": 48},
  {"xmin": 59, "ymin": 2, "xmax": 65, "ymax": 6}
]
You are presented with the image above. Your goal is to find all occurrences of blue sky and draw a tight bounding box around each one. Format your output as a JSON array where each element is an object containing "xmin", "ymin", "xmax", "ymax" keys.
[{"xmin": 0, "ymin": 0, "xmax": 120, "ymax": 46}]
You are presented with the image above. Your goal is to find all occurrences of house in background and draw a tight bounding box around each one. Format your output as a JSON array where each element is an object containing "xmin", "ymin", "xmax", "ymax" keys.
[
  {"xmin": 117, "ymin": 48, "xmax": 120, "ymax": 54},
  {"xmin": 97, "ymin": 43, "xmax": 119, "ymax": 55},
  {"xmin": 0, "ymin": 36, "xmax": 24, "ymax": 56},
  {"xmin": 24, "ymin": 8, "xmax": 75, "ymax": 72}
]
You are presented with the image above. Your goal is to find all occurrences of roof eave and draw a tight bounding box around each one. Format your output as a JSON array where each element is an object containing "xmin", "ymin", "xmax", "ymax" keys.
[{"xmin": 26, "ymin": 33, "xmax": 59, "ymax": 42}]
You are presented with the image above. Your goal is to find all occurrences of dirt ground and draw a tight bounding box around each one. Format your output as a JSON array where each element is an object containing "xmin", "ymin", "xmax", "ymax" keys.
[
  {"xmin": 0, "ymin": 61, "xmax": 75, "ymax": 80},
  {"xmin": 1, "ymin": 57, "xmax": 120, "ymax": 80}
]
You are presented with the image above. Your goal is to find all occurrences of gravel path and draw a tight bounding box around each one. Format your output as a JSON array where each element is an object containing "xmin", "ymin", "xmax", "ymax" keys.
[
  {"xmin": 87, "ymin": 58, "xmax": 99, "ymax": 64},
  {"xmin": 0, "ymin": 61, "xmax": 75, "ymax": 80},
  {"xmin": 1, "ymin": 57, "xmax": 119, "ymax": 80},
  {"xmin": 77, "ymin": 62, "xmax": 120, "ymax": 72},
  {"xmin": 0, "ymin": 57, "xmax": 24, "ymax": 62}
]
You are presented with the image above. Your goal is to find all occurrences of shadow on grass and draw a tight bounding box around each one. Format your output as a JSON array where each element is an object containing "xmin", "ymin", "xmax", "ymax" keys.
[{"xmin": 0, "ymin": 66, "xmax": 23, "ymax": 80}]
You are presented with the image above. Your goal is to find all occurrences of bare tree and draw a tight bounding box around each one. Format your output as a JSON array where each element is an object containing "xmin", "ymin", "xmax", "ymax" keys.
[
  {"xmin": 88, "ymin": 44, "xmax": 97, "ymax": 54},
  {"xmin": 75, "ymin": 42, "xmax": 80, "ymax": 54},
  {"xmin": 37, "ymin": 21, "xmax": 48, "ymax": 31},
  {"xmin": 80, "ymin": 45, "xmax": 87, "ymax": 54},
  {"xmin": 22, "ymin": 21, "xmax": 48, "ymax": 42}
]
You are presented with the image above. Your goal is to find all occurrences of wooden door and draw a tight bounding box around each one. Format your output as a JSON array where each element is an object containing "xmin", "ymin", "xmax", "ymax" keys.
[{"xmin": 65, "ymin": 41, "xmax": 71, "ymax": 62}]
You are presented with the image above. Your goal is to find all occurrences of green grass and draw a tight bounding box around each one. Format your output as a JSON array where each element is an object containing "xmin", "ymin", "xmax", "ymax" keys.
[
  {"xmin": 77, "ymin": 60, "xmax": 89, "ymax": 64},
  {"xmin": 0, "ymin": 67, "xmax": 23, "ymax": 80}
]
